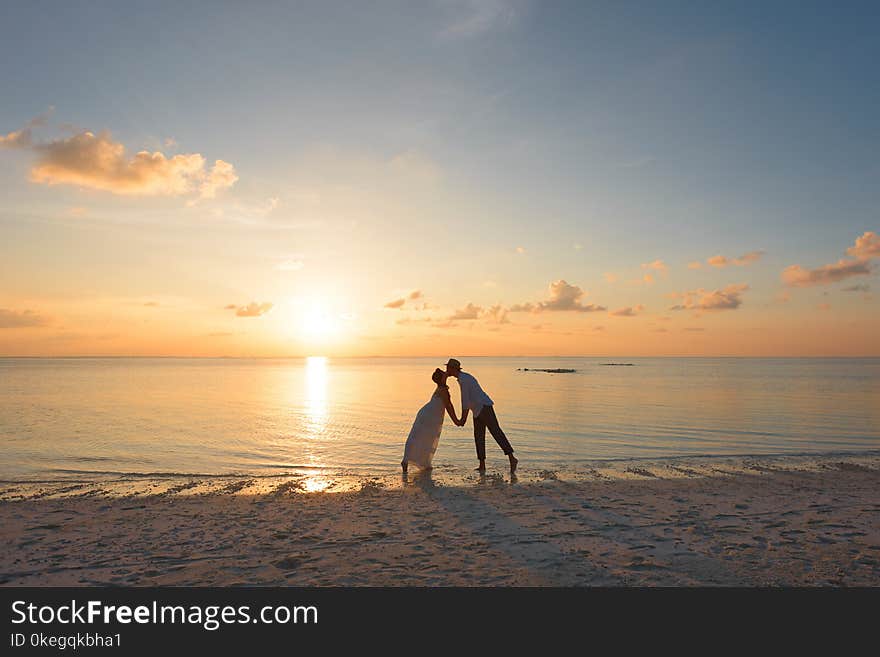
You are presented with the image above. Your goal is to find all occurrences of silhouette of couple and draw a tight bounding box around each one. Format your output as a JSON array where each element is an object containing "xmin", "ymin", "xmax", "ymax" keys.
[{"xmin": 401, "ymin": 358, "xmax": 517, "ymax": 474}]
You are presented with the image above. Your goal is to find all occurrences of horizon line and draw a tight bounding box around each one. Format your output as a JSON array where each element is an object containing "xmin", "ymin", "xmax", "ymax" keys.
[{"xmin": 2, "ymin": 354, "xmax": 879, "ymax": 360}]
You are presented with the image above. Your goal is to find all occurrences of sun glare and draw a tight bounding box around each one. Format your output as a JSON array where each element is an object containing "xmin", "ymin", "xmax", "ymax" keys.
[
  {"xmin": 302, "ymin": 305, "xmax": 338, "ymax": 338},
  {"xmin": 277, "ymin": 298, "xmax": 350, "ymax": 345}
]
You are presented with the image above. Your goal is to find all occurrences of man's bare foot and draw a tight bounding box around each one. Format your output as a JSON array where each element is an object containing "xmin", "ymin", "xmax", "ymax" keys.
[
  {"xmin": 509, "ymin": 455, "xmax": 518, "ymax": 473},
  {"xmin": 475, "ymin": 461, "xmax": 486, "ymax": 472},
  {"xmin": 401, "ymin": 460, "xmax": 408, "ymax": 473}
]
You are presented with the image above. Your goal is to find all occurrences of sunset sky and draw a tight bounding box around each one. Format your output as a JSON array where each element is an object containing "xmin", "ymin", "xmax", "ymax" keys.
[{"xmin": 1, "ymin": 1, "xmax": 878, "ymax": 357}]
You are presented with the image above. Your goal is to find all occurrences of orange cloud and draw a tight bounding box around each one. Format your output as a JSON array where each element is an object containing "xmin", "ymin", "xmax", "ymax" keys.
[
  {"xmin": 232, "ymin": 302, "xmax": 273, "ymax": 317},
  {"xmin": 706, "ymin": 250, "xmax": 764, "ymax": 268},
  {"xmin": 485, "ymin": 304, "xmax": 509, "ymax": 324},
  {"xmin": 846, "ymin": 231, "xmax": 880, "ymax": 260},
  {"xmin": 540, "ymin": 280, "xmax": 606, "ymax": 312},
  {"xmin": 0, "ymin": 308, "xmax": 50, "ymax": 328},
  {"xmin": 395, "ymin": 317, "xmax": 434, "ymax": 326},
  {"xmin": 782, "ymin": 232, "xmax": 878, "ymax": 287},
  {"xmin": 1, "ymin": 117, "xmax": 237, "ymax": 198},
  {"xmin": 197, "ymin": 159, "xmax": 238, "ymax": 199},
  {"xmin": 509, "ymin": 280, "xmax": 606, "ymax": 313},
  {"xmin": 384, "ymin": 290, "xmax": 422, "ymax": 309},
  {"xmin": 782, "ymin": 259, "xmax": 871, "ymax": 287},
  {"xmin": 0, "ymin": 127, "xmax": 32, "ymax": 149},
  {"xmin": 449, "ymin": 303, "xmax": 482, "ymax": 320},
  {"xmin": 0, "ymin": 109, "xmax": 51, "ymax": 150},
  {"xmin": 669, "ymin": 284, "xmax": 749, "ymax": 311},
  {"xmin": 687, "ymin": 261, "xmax": 703, "ymax": 270},
  {"xmin": 643, "ymin": 259, "xmax": 667, "ymax": 271},
  {"xmin": 610, "ymin": 304, "xmax": 645, "ymax": 317},
  {"xmin": 636, "ymin": 260, "xmax": 667, "ymax": 286}
]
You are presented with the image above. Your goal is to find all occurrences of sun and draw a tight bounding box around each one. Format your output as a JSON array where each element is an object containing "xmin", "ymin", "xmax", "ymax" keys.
[
  {"xmin": 301, "ymin": 305, "xmax": 337, "ymax": 338},
  {"xmin": 276, "ymin": 297, "xmax": 352, "ymax": 346},
  {"xmin": 294, "ymin": 300, "xmax": 351, "ymax": 344}
]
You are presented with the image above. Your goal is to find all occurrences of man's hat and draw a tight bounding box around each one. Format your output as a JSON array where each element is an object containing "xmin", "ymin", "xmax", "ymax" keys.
[{"xmin": 444, "ymin": 358, "xmax": 461, "ymax": 369}]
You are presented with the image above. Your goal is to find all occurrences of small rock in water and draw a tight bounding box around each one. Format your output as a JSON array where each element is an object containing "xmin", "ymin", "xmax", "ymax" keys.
[{"xmin": 517, "ymin": 368, "xmax": 576, "ymax": 373}]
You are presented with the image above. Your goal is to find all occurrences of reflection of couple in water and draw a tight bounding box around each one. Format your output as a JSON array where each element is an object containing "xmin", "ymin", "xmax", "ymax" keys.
[{"xmin": 401, "ymin": 358, "xmax": 518, "ymax": 474}]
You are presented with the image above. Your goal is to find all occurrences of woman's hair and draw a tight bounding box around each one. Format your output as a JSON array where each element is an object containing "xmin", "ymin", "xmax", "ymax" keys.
[{"xmin": 432, "ymin": 368, "xmax": 446, "ymax": 384}]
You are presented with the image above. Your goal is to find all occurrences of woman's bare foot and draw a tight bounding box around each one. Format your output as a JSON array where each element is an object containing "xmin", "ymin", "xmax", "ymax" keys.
[
  {"xmin": 509, "ymin": 455, "xmax": 518, "ymax": 473},
  {"xmin": 475, "ymin": 460, "xmax": 486, "ymax": 472}
]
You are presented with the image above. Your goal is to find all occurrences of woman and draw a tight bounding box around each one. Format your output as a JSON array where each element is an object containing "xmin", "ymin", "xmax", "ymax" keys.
[{"xmin": 401, "ymin": 368, "xmax": 462, "ymax": 472}]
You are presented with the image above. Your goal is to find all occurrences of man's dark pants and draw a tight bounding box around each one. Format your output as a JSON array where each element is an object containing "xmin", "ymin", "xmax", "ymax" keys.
[{"xmin": 473, "ymin": 405, "xmax": 514, "ymax": 460}]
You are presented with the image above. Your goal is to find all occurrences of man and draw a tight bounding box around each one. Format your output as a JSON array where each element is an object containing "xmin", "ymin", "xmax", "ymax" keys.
[{"xmin": 444, "ymin": 358, "xmax": 518, "ymax": 472}]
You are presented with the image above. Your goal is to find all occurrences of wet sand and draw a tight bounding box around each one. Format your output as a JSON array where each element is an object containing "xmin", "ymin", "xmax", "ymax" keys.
[{"xmin": 1, "ymin": 453, "xmax": 878, "ymax": 586}]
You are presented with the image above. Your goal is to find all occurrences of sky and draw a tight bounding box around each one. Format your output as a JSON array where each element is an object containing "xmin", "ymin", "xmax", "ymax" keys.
[{"xmin": 1, "ymin": 0, "xmax": 878, "ymax": 357}]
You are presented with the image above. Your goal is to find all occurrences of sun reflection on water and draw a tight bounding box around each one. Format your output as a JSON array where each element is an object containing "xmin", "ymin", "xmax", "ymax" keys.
[
  {"xmin": 301, "ymin": 476, "xmax": 332, "ymax": 493},
  {"xmin": 305, "ymin": 356, "xmax": 328, "ymax": 435},
  {"xmin": 301, "ymin": 356, "xmax": 331, "ymax": 487}
]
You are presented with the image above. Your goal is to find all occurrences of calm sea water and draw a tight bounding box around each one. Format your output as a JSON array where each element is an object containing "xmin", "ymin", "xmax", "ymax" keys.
[{"xmin": 1, "ymin": 357, "xmax": 878, "ymax": 481}]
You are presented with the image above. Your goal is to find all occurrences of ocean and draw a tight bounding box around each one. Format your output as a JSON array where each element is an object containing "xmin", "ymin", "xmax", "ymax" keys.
[{"xmin": 1, "ymin": 356, "xmax": 878, "ymax": 483}]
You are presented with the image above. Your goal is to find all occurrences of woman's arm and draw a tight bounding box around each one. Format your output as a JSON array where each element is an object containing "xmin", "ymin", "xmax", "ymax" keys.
[{"xmin": 440, "ymin": 388, "xmax": 462, "ymax": 425}]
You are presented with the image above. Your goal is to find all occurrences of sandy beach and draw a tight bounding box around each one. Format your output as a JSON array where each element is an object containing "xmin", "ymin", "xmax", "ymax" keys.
[{"xmin": 1, "ymin": 453, "xmax": 878, "ymax": 586}]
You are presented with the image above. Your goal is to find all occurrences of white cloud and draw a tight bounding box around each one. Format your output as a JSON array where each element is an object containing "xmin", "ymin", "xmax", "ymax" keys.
[
  {"xmin": 277, "ymin": 259, "xmax": 305, "ymax": 272},
  {"xmin": 439, "ymin": 0, "xmax": 519, "ymax": 39}
]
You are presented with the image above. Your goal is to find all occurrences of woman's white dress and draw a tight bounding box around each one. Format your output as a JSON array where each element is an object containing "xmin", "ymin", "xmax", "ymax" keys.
[{"xmin": 402, "ymin": 386, "xmax": 446, "ymax": 469}]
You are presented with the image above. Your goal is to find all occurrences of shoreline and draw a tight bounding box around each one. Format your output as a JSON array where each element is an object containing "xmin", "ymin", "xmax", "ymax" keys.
[
  {"xmin": 1, "ymin": 452, "xmax": 878, "ymax": 586},
  {"xmin": 2, "ymin": 451, "xmax": 879, "ymax": 500}
]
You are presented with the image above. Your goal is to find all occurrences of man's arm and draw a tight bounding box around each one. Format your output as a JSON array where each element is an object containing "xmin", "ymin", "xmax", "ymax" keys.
[{"xmin": 458, "ymin": 408, "xmax": 469, "ymax": 427}]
